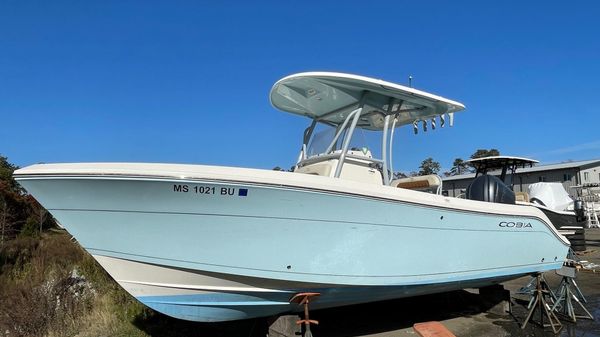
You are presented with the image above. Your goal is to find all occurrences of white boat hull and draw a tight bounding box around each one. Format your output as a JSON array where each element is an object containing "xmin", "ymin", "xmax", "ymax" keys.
[{"xmin": 14, "ymin": 163, "xmax": 570, "ymax": 321}]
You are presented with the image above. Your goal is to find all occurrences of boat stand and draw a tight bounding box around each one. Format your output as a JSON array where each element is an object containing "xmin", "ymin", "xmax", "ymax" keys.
[
  {"xmin": 290, "ymin": 292, "xmax": 320, "ymax": 337},
  {"xmin": 517, "ymin": 273, "xmax": 557, "ymax": 303},
  {"xmin": 551, "ymin": 261, "xmax": 594, "ymax": 322},
  {"xmin": 520, "ymin": 273, "xmax": 562, "ymax": 334}
]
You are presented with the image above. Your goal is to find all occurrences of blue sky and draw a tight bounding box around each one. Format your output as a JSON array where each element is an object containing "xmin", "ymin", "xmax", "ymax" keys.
[{"xmin": 1, "ymin": 1, "xmax": 599, "ymax": 173}]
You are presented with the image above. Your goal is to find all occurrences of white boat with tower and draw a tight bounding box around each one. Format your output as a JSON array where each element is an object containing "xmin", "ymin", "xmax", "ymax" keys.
[{"xmin": 14, "ymin": 72, "xmax": 570, "ymax": 322}]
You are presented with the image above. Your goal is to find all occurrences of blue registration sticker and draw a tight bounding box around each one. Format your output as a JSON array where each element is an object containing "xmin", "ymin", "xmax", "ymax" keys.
[{"xmin": 238, "ymin": 188, "xmax": 248, "ymax": 197}]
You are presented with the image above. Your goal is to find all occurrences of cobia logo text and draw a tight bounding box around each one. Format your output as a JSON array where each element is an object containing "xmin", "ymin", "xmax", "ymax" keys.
[{"xmin": 498, "ymin": 221, "xmax": 532, "ymax": 228}]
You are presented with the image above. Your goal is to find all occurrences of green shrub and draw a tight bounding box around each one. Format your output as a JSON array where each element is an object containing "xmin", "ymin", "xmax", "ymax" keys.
[{"xmin": 19, "ymin": 216, "xmax": 40, "ymax": 238}]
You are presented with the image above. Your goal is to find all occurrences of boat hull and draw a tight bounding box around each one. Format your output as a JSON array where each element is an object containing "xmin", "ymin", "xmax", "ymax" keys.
[
  {"xmin": 537, "ymin": 207, "xmax": 586, "ymax": 229},
  {"xmin": 536, "ymin": 207, "xmax": 587, "ymax": 251},
  {"xmin": 93, "ymin": 254, "xmax": 530, "ymax": 322},
  {"xmin": 14, "ymin": 163, "xmax": 570, "ymax": 322}
]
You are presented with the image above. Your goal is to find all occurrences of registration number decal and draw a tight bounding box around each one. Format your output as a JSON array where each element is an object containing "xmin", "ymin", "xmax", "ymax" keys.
[{"xmin": 172, "ymin": 184, "xmax": 248, "ymax": 197}]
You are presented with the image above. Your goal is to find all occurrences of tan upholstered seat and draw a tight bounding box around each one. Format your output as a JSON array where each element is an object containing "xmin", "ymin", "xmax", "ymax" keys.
[
  {"xmin": 391, "ymin": 175, "xmax": 443, "ymax": 194},
  {"xmin": 515, "ymin": 192, "xmax": 530, "ymax": 202}
]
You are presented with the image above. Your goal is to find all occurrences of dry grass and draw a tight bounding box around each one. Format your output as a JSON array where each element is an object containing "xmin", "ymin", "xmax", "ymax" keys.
[
  {"xmin": 0, "ymin": 232, "xmax": 256, "ymax": 337},
  {"xmin": 0, "ymin": 232, "xmax": 151, "ymax": 337}
]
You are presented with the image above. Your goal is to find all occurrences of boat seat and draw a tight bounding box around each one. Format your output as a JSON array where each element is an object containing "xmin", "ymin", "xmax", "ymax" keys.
[
  {"xmin": 515, "ymin": 192, "xmax": 530, "ymax": 202},
  {"xmin": 295, "ymin": 157, "xmax": 383, "ymax": 185},
  {"xmin": 295, "ymin": 161, "xmax": 333, "ymax": 177},
  {"xmin": 391, "ymin": 174, "xmax": 443, "ymax": 194}
]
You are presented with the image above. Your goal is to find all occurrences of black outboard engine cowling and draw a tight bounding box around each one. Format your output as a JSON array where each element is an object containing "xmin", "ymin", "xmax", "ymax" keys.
[{"xmin": 466, "ymin": 175, "xmax": 515, "ymax": 204}]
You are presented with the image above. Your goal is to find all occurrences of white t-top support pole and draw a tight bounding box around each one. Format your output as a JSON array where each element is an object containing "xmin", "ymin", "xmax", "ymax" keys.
[{"xmin": 334, "ymin": 93, "xmax": 366, "ymax": 178}]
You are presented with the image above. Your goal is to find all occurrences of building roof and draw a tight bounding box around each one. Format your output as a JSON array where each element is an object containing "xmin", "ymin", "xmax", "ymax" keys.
[{"xmin": 443, "ymin": 158, "xmax": 600, "ymax": 182}]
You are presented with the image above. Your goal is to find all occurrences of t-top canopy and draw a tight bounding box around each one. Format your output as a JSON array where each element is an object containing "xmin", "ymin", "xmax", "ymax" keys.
[
  {"xmin": 466, "ymin": 156, "xmax": 539, "ymax": 172},
  {"xmin": 270, "ymin": 72, "xmax": 465, "ymax": 130}
]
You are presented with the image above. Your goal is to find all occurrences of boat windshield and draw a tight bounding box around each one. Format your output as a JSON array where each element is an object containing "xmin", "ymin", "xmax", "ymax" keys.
[
  {"xmin": 306, "ymin": 122, "xmax": 381, "ymax": 159},
  {"xmin": 307, "ymin": 123, "xmax": 336, "ymax": 158},
  {"xmin": 348, "ymin": 129, "xmax": 381, "ymax": 158}
]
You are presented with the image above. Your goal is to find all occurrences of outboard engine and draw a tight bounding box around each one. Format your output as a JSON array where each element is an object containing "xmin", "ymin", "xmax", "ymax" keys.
[
  {"xmin": 466, "ymin": 175, "xmax": 515, "ymax": 204},
  {"xmin": 574, "ymin": 199, "xmax": 585, "ymax": 222}
]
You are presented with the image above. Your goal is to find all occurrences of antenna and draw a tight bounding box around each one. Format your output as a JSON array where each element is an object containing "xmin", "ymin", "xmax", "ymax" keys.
[{"xmin": 408, "ymin": 75, "xmax": 413, "ymax": 88}]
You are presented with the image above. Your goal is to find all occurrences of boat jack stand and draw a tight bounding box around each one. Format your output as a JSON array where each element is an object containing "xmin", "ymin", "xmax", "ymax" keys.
[
  {"xmin": 290, "ymin": 292, "xmax": 320, "ymax": 337},
  {"xmin": 520, "ymin": 273, "xmax": 562, "ymax": 334},
  {"xmin": 551, "ymin": 264, "xmax": 594, "ymax": 322},
  {"xmin": 517, "ymin": 273, "xmax": 557, "ymax": 302}
]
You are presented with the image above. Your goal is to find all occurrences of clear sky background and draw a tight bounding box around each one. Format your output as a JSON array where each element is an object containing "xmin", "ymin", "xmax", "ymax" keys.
[{"xmin": 1, "ymin": 1, "xmax": 599, "ymax": 173}]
